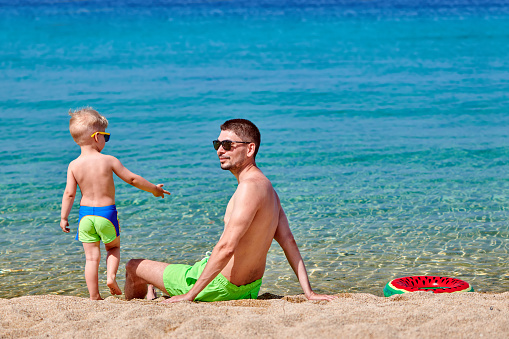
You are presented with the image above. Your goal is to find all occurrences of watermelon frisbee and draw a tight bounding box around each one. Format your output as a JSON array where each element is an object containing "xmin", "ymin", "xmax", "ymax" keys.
[{"xmin": 383, "ymin": 276, "xmax": 473, "ymax": 297}]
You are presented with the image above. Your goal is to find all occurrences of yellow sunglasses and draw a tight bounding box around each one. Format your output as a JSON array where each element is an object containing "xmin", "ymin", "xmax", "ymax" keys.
[{"xmin": 91, "ymin": 131, "xmax": 110, "ymax": 142}]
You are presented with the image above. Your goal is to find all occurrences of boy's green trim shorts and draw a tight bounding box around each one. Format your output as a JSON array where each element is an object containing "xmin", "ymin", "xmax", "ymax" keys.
[
  {"xmin": 76, "ymin": 205, "xmax": 119, "ymax": 244},
  {"xmin": 163, "ymin": 256, "xmax": 262, "ymax": 302}
]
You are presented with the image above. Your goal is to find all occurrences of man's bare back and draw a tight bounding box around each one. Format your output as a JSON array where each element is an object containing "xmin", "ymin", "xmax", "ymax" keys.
[{"xmin": 220, "ymin": 170, "xmax": 280, "ymax": 286}]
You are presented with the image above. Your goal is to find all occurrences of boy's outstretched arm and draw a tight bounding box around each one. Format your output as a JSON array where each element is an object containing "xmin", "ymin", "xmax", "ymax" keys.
[
  {"xmin": 111, "ymin": 156, "xmax": 170, "ymax": 197},
  {"xmin": 60, "ymin": 163, "xmax": 77, "ymax": 233},
  {"xmin": 274, "ymin": 205, "xmax": 337, "ymax": 301}
]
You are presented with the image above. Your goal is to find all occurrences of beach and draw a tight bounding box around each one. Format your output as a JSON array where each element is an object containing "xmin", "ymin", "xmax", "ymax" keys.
[
  {"xmin": 2, "ymin": 2, "xmax": 509, "ymax": 332},
  {"xmin": 1, "ymin": 292, "xmax": 508, "ymax": 338}
]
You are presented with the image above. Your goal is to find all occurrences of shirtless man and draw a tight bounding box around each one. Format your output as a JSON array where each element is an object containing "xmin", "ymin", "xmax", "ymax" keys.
[{"xmin": 125, "ymin": 119, "xmax": 336, "ymax": 302}]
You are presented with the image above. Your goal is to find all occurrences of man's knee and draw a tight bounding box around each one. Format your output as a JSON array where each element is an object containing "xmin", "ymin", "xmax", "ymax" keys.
[{"xmin": 126, "ymin": 258, "xmax": 144, "ymax": 276}]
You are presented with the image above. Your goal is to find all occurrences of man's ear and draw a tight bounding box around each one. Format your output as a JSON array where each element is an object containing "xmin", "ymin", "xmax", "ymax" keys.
[{"xmin": 246, "ymin": 143, "xmax": 256, "ymax": 157}]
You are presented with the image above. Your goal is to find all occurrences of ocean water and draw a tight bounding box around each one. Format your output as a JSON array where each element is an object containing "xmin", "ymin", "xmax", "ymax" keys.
[{"xmin": 1, "ymin": 0, "xmax": 509, "ymax": 299}]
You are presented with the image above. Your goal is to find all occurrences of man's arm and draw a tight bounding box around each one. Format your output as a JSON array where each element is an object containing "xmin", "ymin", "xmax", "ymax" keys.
[
  {"xmin": 274, "ymin": 205, "xmax": 337, "ymax": 301},
  {"xmin": 110, "ymin": 156, "xmax": 170, "ymax": 197},
  {"xmin": 164, "ymin": 181, "xmax": 260, "ymax": 303},
  {"xmin": 60, "ymin": 163, "xmax": 77, "ymax": 233}
]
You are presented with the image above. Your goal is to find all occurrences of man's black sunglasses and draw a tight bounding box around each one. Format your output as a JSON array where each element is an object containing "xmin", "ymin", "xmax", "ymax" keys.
[{"xmin": 213, "ymin": 140, "xmax": 251, "ymax": 151}]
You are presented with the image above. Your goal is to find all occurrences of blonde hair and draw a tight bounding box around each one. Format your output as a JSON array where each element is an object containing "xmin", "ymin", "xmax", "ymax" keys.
[{"xmin": 68, "ymin": 107, "xmax": 108, "ymax": 145}]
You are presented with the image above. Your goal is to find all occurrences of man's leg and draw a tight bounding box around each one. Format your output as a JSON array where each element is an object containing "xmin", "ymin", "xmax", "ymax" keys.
[{"xmin": 125, "ymin": 259, "xmax": 170, "ymax": 300}]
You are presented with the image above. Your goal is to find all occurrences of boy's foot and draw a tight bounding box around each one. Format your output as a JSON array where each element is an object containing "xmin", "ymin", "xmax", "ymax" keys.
[
  {"xmin": 107, "ymin": 279, "xmax": 122, "ymax": 295},
  {"xmin": 147, "ymin": 284, "xmax": 157, "ymax": 300}
]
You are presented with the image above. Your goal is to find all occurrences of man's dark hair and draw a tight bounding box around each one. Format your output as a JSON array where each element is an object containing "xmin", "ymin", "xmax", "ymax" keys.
[{"xmin": 220, "ymin": 119, "xmax": 261, "ymax": 158}]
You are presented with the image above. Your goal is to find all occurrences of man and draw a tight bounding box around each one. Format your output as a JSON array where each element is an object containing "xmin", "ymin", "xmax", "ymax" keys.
[{"xmin": 125, "ymin": 119, "xmax": 336, "ymax": 302}]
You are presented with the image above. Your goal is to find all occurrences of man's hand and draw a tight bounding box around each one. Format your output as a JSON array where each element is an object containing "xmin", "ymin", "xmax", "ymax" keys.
[
  {"xmin": 153, "ymin": 184, "xmax": 171, "ymax": 198},
  {"xmin": 60, "ymin": 219, "xmax": 70, "ymax": 233},
  {"xmin": 306, "ymin": 291, "xmax": 337, "ymax": 301},
  {"xmin": 161, "ymin": 293, "xmax": 194, "ymax": 303}
]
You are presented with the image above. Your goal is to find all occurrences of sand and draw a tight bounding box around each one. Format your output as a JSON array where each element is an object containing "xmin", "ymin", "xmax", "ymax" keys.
[{"xmin": 1, "ymin": 292, "xmax": 508, "ymax": 338}]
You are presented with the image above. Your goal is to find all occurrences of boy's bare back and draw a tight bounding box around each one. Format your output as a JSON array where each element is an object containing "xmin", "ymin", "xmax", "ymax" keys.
[
  {"xmin": 69, "ymin": 152, "xmax": 119, "ymax": 207},
  {"xmin": 67, "ymin": 148, "xmax": 169, "ymax": 209}
]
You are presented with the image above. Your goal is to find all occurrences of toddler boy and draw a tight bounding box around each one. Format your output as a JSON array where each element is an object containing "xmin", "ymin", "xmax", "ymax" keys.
[{"xmin": 60, "ymin": 107, "xmax": 170, "ymax": 300}]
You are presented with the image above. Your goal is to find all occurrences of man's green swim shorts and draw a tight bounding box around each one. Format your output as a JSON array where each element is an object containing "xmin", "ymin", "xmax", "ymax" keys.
[{"xmin": 163, "ymin": 255, "xmax": 262, "ymax": 302}]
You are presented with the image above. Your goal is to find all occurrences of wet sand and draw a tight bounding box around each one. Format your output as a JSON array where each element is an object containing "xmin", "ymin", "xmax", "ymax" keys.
[{"xmin": 1, "ymin": 292, "xmax": 508, "ymax": 338}]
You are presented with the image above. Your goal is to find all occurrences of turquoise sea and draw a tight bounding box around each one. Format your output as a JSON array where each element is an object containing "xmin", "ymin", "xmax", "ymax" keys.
[{"xmin": 1, "ymin": 0, "xmax": 509, "ymax": 299}]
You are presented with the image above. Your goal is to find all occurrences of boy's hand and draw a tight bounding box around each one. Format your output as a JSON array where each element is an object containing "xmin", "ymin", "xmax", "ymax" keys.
[
  {"xmin": 153, "ymin": 184, "xmax": 171, "ymax": 198},
  {"xmin": 60, "ymin": 219, "xmax": 70, "ymax": 233}
]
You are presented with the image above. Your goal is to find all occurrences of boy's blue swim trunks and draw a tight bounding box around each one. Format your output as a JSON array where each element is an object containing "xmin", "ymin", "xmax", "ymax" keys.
[
  {"xmin": 163, "ymin": 255, "xmax": 262, "ymax": 302},
  {"xmin": 76, "ymin": 205, "xmax": 119, "ymax": 244}
]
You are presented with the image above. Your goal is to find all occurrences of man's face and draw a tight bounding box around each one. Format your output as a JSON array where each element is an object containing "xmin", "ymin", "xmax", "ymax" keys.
[{"xmin": 216, "ymin": 130, "xmax": 249, "ymax": 171}]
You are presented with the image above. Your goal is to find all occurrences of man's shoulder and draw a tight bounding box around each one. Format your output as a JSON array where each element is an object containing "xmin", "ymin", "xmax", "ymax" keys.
[
  {"xmin": 239, "ymin": 173, "xmax": 272, "ymax": 189},
  {"xmin": 237, "ymin": 175, "xmax": 275, "ymax": 204}
]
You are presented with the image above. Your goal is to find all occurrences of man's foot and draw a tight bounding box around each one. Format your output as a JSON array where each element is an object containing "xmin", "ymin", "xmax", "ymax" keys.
[
  {"xmin": 107, "ymin": 278, "xmax": 122, "ymax": 295},
  {"xmin": 146, "ymin": 284, "xmax": 157, "ymax": 300}
]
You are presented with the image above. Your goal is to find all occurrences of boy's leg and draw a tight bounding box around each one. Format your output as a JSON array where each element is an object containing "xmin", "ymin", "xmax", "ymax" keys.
[
  {"xmin": 104, "ymin": 236, "xmax": 122, "ymax": 296},
  {"xmin": 82, "ymin": 241, "xmax": 102, "ymax": 300},
  {"xmin": 125, "ymin": 259, "xmax": 170, "ymax": 300}
]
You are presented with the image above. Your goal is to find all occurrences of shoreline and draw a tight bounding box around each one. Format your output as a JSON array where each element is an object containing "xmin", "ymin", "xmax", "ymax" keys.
[{"xmin": 1, "ymin": 292, "xmax": 508, "ymax": 338}]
